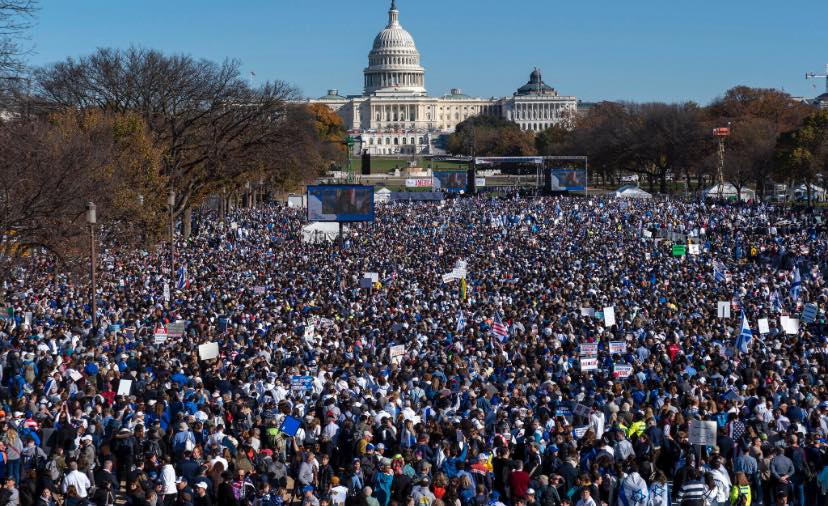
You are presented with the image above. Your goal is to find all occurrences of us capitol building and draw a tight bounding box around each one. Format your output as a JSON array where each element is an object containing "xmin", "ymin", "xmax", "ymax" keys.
[{"xmin": 308, "ymin": 0, "xmax": 578, "ymax": 156}]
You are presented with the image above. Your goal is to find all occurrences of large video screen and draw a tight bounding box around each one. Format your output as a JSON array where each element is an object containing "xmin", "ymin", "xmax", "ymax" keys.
[
  {"xmin": 432, "ymin": 171, "xmax": 468, "ymax": 193},
  {"xmin": 307, "ymin": 185, "xmax": 375, "ymax": 222},
  {"xmin": 550, "ymin": 162, "xmax": 587, "ymax": 191}
]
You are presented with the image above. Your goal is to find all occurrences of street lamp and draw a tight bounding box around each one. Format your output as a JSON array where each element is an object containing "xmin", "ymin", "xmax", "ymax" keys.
[
  {"xmin": 168, "ymin": 190, "xmax": 175, "ymax": 276},
  {"xmin": 85, "ymin": 202, "xmax": 97, "ymax": 328}
]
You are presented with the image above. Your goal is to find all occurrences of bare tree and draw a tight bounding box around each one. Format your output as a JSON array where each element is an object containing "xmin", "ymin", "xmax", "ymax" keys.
[
  {"xmin": 35, "ymin": 47, "xmax": 313, "ymax": 226},
  {"xmin": 0, "ymin": 0, "xmax": 36, "ymax": 76}
]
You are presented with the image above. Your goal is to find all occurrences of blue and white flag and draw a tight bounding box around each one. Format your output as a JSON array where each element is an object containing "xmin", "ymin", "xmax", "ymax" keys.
[
  {"xmin": 770, "ymin": 290, "xmax": 781, "ymax": 313},
  {"xmin": 176, "ymin": 265, "xmax": 189, "ymax": 290},
  {"xmin": 736, "ymin": 310, "xmax": 752, "ymax": 354},
  {"xmin": 790, "ymin": 266, "xmax": 801, "ymax": 302},
  {"xmin": 713, "ymin": 261, "xmax": 726, "ymax": 283},
  {"xmin": 456, "ymin": 309, "xmax": 466, "ymax": 334}
]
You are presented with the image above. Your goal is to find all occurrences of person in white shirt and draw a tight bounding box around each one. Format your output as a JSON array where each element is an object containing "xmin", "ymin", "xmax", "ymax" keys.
[
  {"xmin": 330, "ymin": 476, "xmax": 349, "ymax": 506},
  {"xmin": 63, "ymin": 461, "xmax": 91, "ymax": 499},
  {"xmin": 589, "ymin": 409, "xmax": 605, "ymax": 439},
  {"xmin": 160, "ymin": 456, "xmax": 178, "ymax": 502},
  {"xmin": 576, "ymin": 487, "xmax": 597, "ymax": 506}
]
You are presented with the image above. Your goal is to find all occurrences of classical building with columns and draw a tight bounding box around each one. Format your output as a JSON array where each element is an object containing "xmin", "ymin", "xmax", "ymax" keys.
[{"xmin": 309, "ymin": 0, "xmax": 577, "ymax": 156}]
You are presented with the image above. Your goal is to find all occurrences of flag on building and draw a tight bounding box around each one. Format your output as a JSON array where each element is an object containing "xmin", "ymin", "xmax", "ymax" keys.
[
  {"xmin": 491, "ymin": 312, "xmax": 509, "ymax": 342},
  {"xmin": 456, "ymin": 310, "xmax": 466, "ymax": 334},
  {"xmin": 736, "ymin": 310, "xmax": 752, "ymax": 354}
]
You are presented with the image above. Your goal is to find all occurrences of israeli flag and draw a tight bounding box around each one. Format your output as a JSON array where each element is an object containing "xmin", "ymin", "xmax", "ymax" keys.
[
  {"xmin": 455, "ymin": 310, "xmax": 466, "ymax": 334},
  {"xmin": 770, "ymin": 290, "xmax": 781, "ymax": 313},
  {"xmin": 713, "ymin": 261, "xmax": 726, "ymax": 283},
  {"xmin": 736, "ymin": 310, "xmax": 752, "ymax": 354},
  {"xmin": 176, "ymin": 265, "xmax": 188, "ymax": 290},
  {"xmin": 790, "ymin": 266, "xmax": 801, "ymax": 301}
]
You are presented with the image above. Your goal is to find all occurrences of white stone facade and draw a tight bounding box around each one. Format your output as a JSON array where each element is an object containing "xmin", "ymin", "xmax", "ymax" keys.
[{"xmin": 308, "ymin": 1, "xmax": 577, "ymax": 156}]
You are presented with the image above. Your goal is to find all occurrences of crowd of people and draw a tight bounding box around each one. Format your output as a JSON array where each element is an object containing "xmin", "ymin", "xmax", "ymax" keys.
[{"xmin": 0, "ymin": 195, "xmax": 826, "ymax": 506}]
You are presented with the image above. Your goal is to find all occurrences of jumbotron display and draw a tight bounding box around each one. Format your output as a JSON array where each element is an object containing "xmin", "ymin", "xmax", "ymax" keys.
[{"xmin": 307, "ymin": 185, "xmax": 375, "ymax": 222}]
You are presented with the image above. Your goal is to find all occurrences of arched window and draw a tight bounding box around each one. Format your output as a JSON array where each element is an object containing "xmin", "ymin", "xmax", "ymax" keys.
[
  {"xmin": 394, "ymin": 138, "xmax": 399, "ymax": 145},
  {"xmin": 410, "ymin": 137, "xmax": 415, "ymax": 145},
  {"xmin": 402, "ymin": 137, "xmax": 407, "ymax": 145},
  {"xmin": 369, "ymin": 138, "xmax": 374, "ymax": 145},
  {"xmin": 419, "ymin": 137, "xmax": 425, "ymax": 144},
  {"xmin": 386, "ymin": 138, "xmax": 391, "ymax": 145}
]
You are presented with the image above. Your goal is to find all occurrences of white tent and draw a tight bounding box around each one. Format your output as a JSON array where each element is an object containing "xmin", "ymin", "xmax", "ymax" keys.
[
  {"xmin": 301, "ymin": 222, "xmax": 345, "ymax": 244},
  {"xmin": 374, "ymin": 187, "xmax": 392, "ymax": 204},
  {"xmin": 793, "ymin": 184, "xmax": 827, "ymax": 201},
  {"xmin": 702, "ymin": 183, "xmax": 755, "ymax": 202},
  {"xmin": 613, "ymin": 185, "xmax": 652, "ymax": 199}
]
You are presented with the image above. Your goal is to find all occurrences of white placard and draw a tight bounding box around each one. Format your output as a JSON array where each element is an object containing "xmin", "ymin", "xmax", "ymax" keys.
[
  {"xmin": 68, "ymin": 370, "xmax": 83, "ymax": 382},
  {"xmin": 364, "ymin": 272, "xmax": 379, "ymax": 283},
  {"xmin": 758, "ymin": 318, "xmax": 770, "ymax": 335},
  {"xmin": 780, "ymin": 316, "xmax": 799, "ymax": 335},
  {"xmin": 717, "ymin": 301, "xmax": 731, "ymax": 318},
  {"xmin": 609, "ymin": 341, "xmax": 627, "ymax": 354},
  {"xmin": 389, "ymin": 344, "xmax": 406, "ymax": 365},
  {"xmin": 442, "ymin": 273, "xmax": 457, "ymax": 283},
  {"xmin": 603, "ymin": 306, "xmax": 616, "ymax": 327},
  {"xmin": 688, "ymin": 419, "xmax": 717, "ymax": 446},
  {"xmin": 574, "ymin": 426, "xmax": 589, "ymax": 439},
  {"xmin": 573, "ymin": 403, "xmax": 591, "ymax": 418},
  {"xmin": 163, "ymin": 282, "xmax": 170, "ymax": 303},
  {"xmin": 117, "ymin": 379, "xmax": 132, "ymax": 396},
  {"xmin": 580, "ymin": 308, "xmax": 595, "ymax": 317},
  {"xmin": 154, "ymin": 328, "xmax": 168, "ymax": 344},
  {"xmin": 304, "ymin": 325, "xmax": 315, "ymax": 340},
  {"xmin": 580, "ymin": 357, "xmax": 599, "ymax": 371},
  {"xmin": 579, "ymin": 343, "xmax": 598, "ymax": 356},
  {"xmin": 252, "ymin": 286, "xmax": 266, "ymax": 295},
  {"xmin": 24, "ymin": 312, "xmax": 32, "ymax": 327},
  {"xmin": 688, "ymin": 244, "xmax": 700, "ymax": 255},
  {"xmin": 643, "ymin": 230, "xmax": 652, "ymax": 238},
  {"xmin": 198, "ymin": 342, "xmax": 220, "ymax": 361}
]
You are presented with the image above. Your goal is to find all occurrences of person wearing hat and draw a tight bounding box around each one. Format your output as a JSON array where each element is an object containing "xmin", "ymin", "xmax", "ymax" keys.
[
  {"xmin": 193, "ymin": 481, "xmax": 212, "ymax": 506},
  {"xmin": 303, "ymin": 485, "xmax": 320, "ymax": 506}
]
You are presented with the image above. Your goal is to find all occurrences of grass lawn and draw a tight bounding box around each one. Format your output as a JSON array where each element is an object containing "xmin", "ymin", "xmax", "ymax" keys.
[{"xmin": 349, "ymin": 157, "xmax": 470, "ymax": 174}]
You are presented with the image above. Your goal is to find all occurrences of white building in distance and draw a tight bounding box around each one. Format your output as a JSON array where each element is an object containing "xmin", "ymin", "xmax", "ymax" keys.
[{"xmin": 308, "ymin": 0, "xmax": 578, "ymax": 156}]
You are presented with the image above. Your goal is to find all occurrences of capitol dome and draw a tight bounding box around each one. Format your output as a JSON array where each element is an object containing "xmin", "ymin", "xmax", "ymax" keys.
[{"xmin": 363, "ymin": 0, "xmax": 426, "ymax": 96}]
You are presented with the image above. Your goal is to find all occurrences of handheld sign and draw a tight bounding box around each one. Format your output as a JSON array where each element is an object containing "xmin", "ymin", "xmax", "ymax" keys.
[
  {"xmin": 802, "ymin": 303, "xmax": 818, "ymax": 324},
  {"xmin": 609, "ymin": 341, "xmax": 627, "ymax": 354},
  {"xmin": 574, "ymin": 403, "xmax": 592, "ymax": 418},
  {"xmin": 198, "ymin": 342, "xmax": 219, "ymax": 361},
  {"xmin": 117, "ymin": 379, "xmax": 132, "ymax": 396},
  {"xmin": 291, "ymin": 375, "xmax": 314, "ymax": 392},
  {"xmin": 688, "ymin": 419, "xmax": 717, "ymax": 446},
  {"xmin": 672, "ymin": 245, "xmax": 686, "ymax": 257},
  {"xmin": 580, "ymin": 357, "xmax": 599, "ymax": 371},
  {"xmin": 717, "ymin": 301, "xmax": 731, "ymax": 318},
  {"xmin": 279, "ymin": 415, "xmax": 302, "ymax": 437},
  {"xmin": 580, "ymin": 308, "xmax": 595, "ymax": 317},
  {"xmin": 613, "ymin": 364, "xmax": 634, "ymax": 379},
  {"xmin": 757, "ymin": 318, "xmax": 770, "ymax": 335},
  {"xmin": 167, "ymin": 320, "xmax": 186, "ymax": 338},
  {"xmin": 163, "ymin": 282, "xmax": 170, "ymax": 303},
  {"xmin": 780, "ymin": 316, "xmax": 799, "ymax": 335},
  {"xmin": 574, "ymin": 426, "xmax": 589, "ymax": 439},
  {"xmin": 389, "ymin": 344, "xmax": 406, "ymax": 365},
  {"xmin": 154, "ymin": 326, "xmax": 168, "ymax": 345},
  {"xmin": 579, "ymin": 343, "xmax": 598, "ymax": 356},
  {"xmin": 603, "ymin": 306, "xmax": 616, "ymax": 327}
]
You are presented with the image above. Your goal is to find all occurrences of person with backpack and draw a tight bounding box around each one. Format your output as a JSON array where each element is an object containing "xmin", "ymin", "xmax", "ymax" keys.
[{"xmin": 730, "ymin": 473, "xmax": 752, "ymax": 506}]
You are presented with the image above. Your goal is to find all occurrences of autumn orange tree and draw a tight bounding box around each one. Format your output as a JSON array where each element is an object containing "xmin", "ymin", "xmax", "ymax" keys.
[
  {"xmin": 0, "ymin": 110, "xmax": 166, "ymax": 269},
  {"xmin": 309, "ymin": 103, "xmax": 348, "ymax": 169}
]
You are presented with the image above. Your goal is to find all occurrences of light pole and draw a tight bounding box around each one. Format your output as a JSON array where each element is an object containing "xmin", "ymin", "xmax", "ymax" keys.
[
  {"xmin": 168, "ymin": 190, "xmax": 176, "ymax": 276},
  {"xmin": 86, "ymin": 202, "xmax": 97, "ymax": 328}
]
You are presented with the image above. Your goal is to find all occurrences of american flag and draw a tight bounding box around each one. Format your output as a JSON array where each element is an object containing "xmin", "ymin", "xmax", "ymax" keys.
[{"xmin": 491, "ymin": 312, "xmax": 509, "ymax": 342}]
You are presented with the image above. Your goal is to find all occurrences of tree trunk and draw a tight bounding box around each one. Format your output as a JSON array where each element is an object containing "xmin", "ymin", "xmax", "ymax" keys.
[
  {"xmin": 647, "ymin": 174, "xmax": 654, "ymax": 193},
  {"xmin": 659, "ymin": 173, "xmax": 667, "ymax": 194},
  {"xmin": 807, "ymin": 179, "xmax": 813, "ymax": 207},
  {"xmin": 219, "ymin": 195, "xmax": 226, "ymax": 221},
  {"xmin": 183, "ymin": 206, "xmax": 192, "ymax": 239},
  {"xmin": 696, "ymin": 172, "xmax": 704, "ymax": 192}
]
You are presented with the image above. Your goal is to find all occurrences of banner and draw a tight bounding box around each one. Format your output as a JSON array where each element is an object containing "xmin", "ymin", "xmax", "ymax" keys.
[
  {"xmin": 291, "ymin": 375, "xmax": 314, "ymax": 392},
  {"xmin": 579, "ymin": 343, "xmax": 598, "ymax": 356},
  {"xmin": 603, "ymin": 306, "xmax": 616, "ymax": 327},
  {"xmin": 154, "ymin": 327, "xmax": 168, "ymax": 344},
  {"xmin": 580, "ymin": 357, "xmax": 599, "ymax": 371},
  {"xmin": 198, "ymin": 342, "xmax": 219, "ymax": 361},
  {"xmin": 405, "ymin": 178, "xmax": 432, "ymax": 188},
  {"xmin": 609, "ymin": 341, "xmax": 627, "ymax": 354},
  {"xmin": 389, "ymin": 344, "xmax": 406, "ymax": 365},
  {"xmin": 613, "ymin": 364, "xmax": 634, "ymax": 379}
]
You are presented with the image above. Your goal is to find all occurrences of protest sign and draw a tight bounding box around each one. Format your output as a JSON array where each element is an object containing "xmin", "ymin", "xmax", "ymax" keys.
[
  {"xmin": 717, "ymin": 301, "xmax": 731, "ymax": 318},
  {"xmin": 117, "ymin": 379, "xmax": 132, "ymax": 396},
  {"xmin": 279, "ymin": 415, "xmax": 302, "ymax": 437},
  {"xmin": 154, "ymin": 327, "xmax": 168, "ymax": 344},
  {"xmin": 389, "ymin": 344, "xmax": 406, "ymax": 365},
  {"xmin": 672, "ymin": 245, "xmax": 686, "ymax": 257},
  {"xmin": 613, "ymin": 364, "xmax": 634, "ymax": 379},
  {"xmin": 198, "ymin": 342, "xmax": 219, "ymax": 360},
  {"xmin": 780, "ymin": 316, "xmax": 799, "ymax": 335},
  {"xmin": 556, "ymin": 406, "xmax": 573, "ymax": 418},
  {"xmin": 688, "ymin": 244, "xmax": 700, "ymax": 255},
  {"xmin": 304, "ymin": 325, "xmax": 315, "ymax": 340},
  {"xmin": 609, "ymin": 341, "xmax": 627, "ymax": 354},
  {"xmin": 291, "ymin": 375, "xmax": 314, "ymax": 392},
  {"xmin": 364, "ymin": 272, "xmax": 379, "ymax": 283},
  {"xmin": 167, "ymin": 320, "xmax": 186, "ymax": 338},
  {"xmin": 68, "ymin": 370, "xmax": 83, "ymax": 382},
  {"xmin": 603, "ymin": 306, "xmax": 616, "ymax": 327},
  {"xmin": 758, "ymin": 318, "xmax": 770, "ymax": 335},
  {"xmin": 580, "ymin": 357, "xmax": 599, "ymax": 371},
  {"xmin": 579, "ymin": 343, "xmax": 598, "ymax": 356},
  {"xmin": 163, "ymin": 282, "xmax": 170, "ymax": 303},
  {"xmin": 252, "ymin": 286, "xmax": 266, "ymax": 295},
  {"xmin": 580, "ymin": 308, "xmax": 595, "ymax": 317},
  {"xmin": 574, "ymin": 403, "xmax": 592, "ymax": 418},
  {"xmin": 574, "ymin": 426, "xmax": 589, "ymax": 439},
  {"xmin": 802, "ymin": 303, "xmax": 818, "ymax": 324},
  {"xmin": 688, "ymin": 419, "xmax": 717, "ymax": 446}
]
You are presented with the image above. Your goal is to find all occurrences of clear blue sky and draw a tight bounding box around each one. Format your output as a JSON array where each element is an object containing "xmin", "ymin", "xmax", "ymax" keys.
[{"xmin": 27, "ymin": 0, "xmax": 828, "ymax": 104}]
